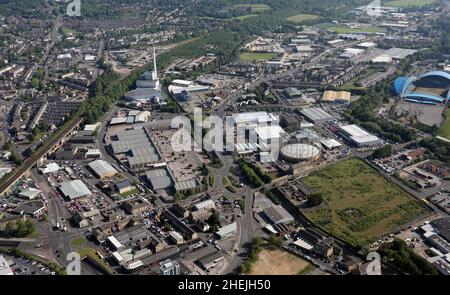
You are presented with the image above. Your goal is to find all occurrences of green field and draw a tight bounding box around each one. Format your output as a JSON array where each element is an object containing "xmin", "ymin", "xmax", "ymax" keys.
[
  {"xmin": 302, "ymin": 158, "xmax": 428, "ymax": 247},
  {"xmin": 234, "ymin": 4, "xmax": 271, "ymax": 13},
  {"xmin": 386, "ymin": 0, "xmax": 437, "ymax": 7},
  {"xmin": 438, "ymin": 108, "xmax": 450, "ymax": 139},
  {"xmin": 287, "ymin": 13, "xmax": 320, "ymax": 23},
  {"xmin": 328, "ymin": 26, "xmax": 384, "ymax": 34},
  {"xmin": 61, "ymin": 27, "xmax": 78, "ymax": 35},
  {"xmin": 239, "ymin": 52, "xmax": 278, "ymax": 62},
  {"xmin": 70, "ymin": 236, "xmax": 86, "ymax": 248}
]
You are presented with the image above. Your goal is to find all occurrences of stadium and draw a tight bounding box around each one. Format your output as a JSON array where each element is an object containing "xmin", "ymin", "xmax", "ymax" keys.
[{"xmin": 393, "ymin": 71, "xmax": 450, "ymax": 105}]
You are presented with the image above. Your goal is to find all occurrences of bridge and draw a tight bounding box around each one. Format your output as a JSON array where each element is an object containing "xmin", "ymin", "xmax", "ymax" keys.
[{"xmin": 0, "ymin": 117, "xmax": 83, "ymax": 196}]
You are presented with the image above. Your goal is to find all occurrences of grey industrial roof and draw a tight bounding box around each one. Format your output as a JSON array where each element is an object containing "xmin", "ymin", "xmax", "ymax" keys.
[
  {"xmin": 124, "ymin": 88, "xmax": 163, "ymax": 102},
  {"xmin": 115, "ymin": 179, "xmax": 132, "ymax": 190},
  {"xmin": 88, "ymin": 160, "xmax": 117, "ymax": 177},
  {"xmin": 60, "ymin": 180, "xmax": 92, "ymax": 200},
  {"xmin": 14, "ymin": 200, "xmax": 45, "ymax": 215},
  {"xmin": 114, "ymin": 226, "xmax": 150, "ymax": 246},
  {"xmin": 111, "ymin": 127, "xmax": 162, "ymax": 167},
  {"xmin": 174, "ymin": 179, "xmax": 199, "ymax": 192},
  {"xmin": 146, "ymin": 169, "xmax": 172, "ymax": 190},
  {"xmin": 300, "ymin": 107, "xmax": 334, "ymax": 122},
  {"xmin": 431, "ymin": 217, "xmax": 450, "ymax": 242},
  {"xmin": 262, "ymin": 205, "xmax": 294, "ymax": 225}
]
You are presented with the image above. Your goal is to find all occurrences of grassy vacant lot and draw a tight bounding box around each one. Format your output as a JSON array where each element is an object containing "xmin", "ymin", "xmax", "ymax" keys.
[
  {"xmin": 302, "ymin": 158, "xmax": 428, "ymax": 247},
  {"xmin": 386, "ymin": 0, "xmax": 437, "ymax": 8},
  {"xmin": 70, "ymin": 236, "xmax": 86, "ymax": 248},
  {"xmin": 328, "ymin": 26, "xmax": 384, "ymax": 34},
  {"xmin": 287, "ymin": 13, "xmax": 320, "ymax": 23},
  {"xmin": 239, "ymin": 52, "xmax": 277, "ymax": 62},
  {"xmin": 248, "ymin": 248, "xmax": 312, "ymax": 275},
  {"xmin": 61, "ymin": 27, "xmax": 78, "ymax": 35},
  {"xmin": 439, "ymin": 109, "xmax": 450, "ymax": 139},
  {"xmin": 234, "ymin": 4, "xmax": 271, "ymax": 13}
]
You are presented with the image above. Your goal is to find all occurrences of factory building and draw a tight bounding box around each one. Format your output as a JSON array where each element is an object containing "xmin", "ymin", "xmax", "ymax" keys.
[
  {"xmin": 87, "ymin": 160, "xmax": 118, "ymax": 179},
  {"xmin": 300, "ymin": 107, "xmax": 334, "ymax": 124},
  {"xmin": 338, "ymin": 124, "xmax": 380, "ymax": 147}
]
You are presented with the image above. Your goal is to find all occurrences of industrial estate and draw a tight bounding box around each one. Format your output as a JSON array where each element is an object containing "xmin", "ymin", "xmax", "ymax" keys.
[{"xmin": 1, "ymin": 0, "xmax": 450, "ymax": 278}]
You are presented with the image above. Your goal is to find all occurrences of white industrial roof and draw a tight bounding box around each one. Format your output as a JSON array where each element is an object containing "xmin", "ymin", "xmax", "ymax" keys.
[
  {"xmin": 18, "ymin": 188, "xmax": 41, "ymax": 199},
  {"xmin": 110, "ymin": 117, "xmax": 127, "ymax": 125},
  {"xmin": 339, "ymin": 124, "xmax": 379, "ymax": 144},
  {"xmin": 60, "ymin": 180, "xmax": 91, "ymax": 200},
  {"xmin": 171, "ymin": 79, "xmax": 194, "ymax": 86},
  {"xmin": 216, "ymin": 222, "xmax": 237, "ymax": 238},
  {"xmin": 321, "ymin": 139, "xmax": 342, "ymax": 149},
  {"xmin": 292, "ymin": 239, "xmax": 314, "ymax": 251},
  {"xmin": 357, "ymin": 42, "xmax": 376, "ymax": 48},
  {"xmin": 83, "ymin": 123, "xmax": 100, "ymax": 131},
  {"xmin": 107, "ymin": 235, "xmax": 124, "ymax": 250},
  {"xmin": 232, "ymin": 112, "xmax": 277, "ymax": 125},
  {"xmin": 193, "ymin": 199, "xmax": 215, "ymax": 211},
  {"xmin": 39, "ymin": 163, "xmax": 60, "ymax": 174},
  {"xmin": 254, "ymin": 125, "xmax": 285, "ymax": 141},
  {"xmin": 88, "ymin": 159, "xmax": 117, "ymax": 177}
]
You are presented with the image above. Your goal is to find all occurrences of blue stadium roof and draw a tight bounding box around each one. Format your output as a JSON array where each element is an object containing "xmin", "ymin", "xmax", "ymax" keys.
[
  {"xmin": 405, "ymin": 92, "xmax": 445, "ymax": 103},
  {"xmin": 418, "ymin": 71, "xmax": 450, "ymax": 82},
  {"xmin": 404, "ymin": 99, "xmax": 438, "ymax": 105},
  {"xmin": 393, "ymin": 77, "xmax": 408, "ymax": 95}
]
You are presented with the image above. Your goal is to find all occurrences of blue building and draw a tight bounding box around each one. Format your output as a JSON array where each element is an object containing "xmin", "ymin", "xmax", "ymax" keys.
[{"xmin": 393, "ymin": 71, "xmax": 450, "ymax": 105}]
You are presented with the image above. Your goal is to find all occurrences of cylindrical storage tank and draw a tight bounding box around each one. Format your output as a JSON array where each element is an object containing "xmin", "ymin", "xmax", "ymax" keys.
[{"xmin": 280, "ymin": 143, "xmax": 320, "ymax": 163}]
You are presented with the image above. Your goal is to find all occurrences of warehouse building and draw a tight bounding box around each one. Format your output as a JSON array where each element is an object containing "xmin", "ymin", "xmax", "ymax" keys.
[
  {"xmin": 321, "ymin": 90, "xmax": 351, "ymax": 104},
  {"xmin": 261, "ymin": 205, "xmax": 294, "ymax": 225},
  {"xmin": 197, "ymin": 251, "xmax": 224, "ymax": 270},
  {"xmin": 193, "ymin": 199, "xmax": 215, "ymax": 211},
  {"xmin": 87, "ymin": 160, "xmax": 118, "ymax": 179},
  {"xmin": 216, "ymin": 222, "xmax": 237, "ymax": 239},
  {"xmin": 283, "ymin": 87, "xmax": 302, "ymax": 99},
  {"xmin": 59, "ymin": 180, "xmax": 92, "ymax": 200},
  {"xmin": 338, "ymin": 124, "xmax": 380, "ymax": 147},
  {"xmin": 111, "ymin": 127, "xmax": 164, "ymax": 171},
  {"xmin": 145, "ymin": 169, "xmax": 173, "ymax": 191},
  {"xmin": 300, "ymin": 107, "xmax": 334, "ymax": 124}
]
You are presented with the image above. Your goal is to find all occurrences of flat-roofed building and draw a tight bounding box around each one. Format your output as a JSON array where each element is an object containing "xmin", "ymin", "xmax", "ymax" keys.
[
  {"xmin": 88, "ymin": 160, "xmax": 118, "ymax": 179},
  {"xmin": 111, "ymin": 127, "xmax": 164, "ymax": 172},
  {"xmin": 300, "ymin": 107, "xmax": 334, "ymax": 124},
  {"xmin": 60, "ymin": 180, "xmax": 91, "ymax": 200},
  {"xmin": 197, "ymin": 251, "xmax": 224, "ymax": 270},
  {"xmin": 216, "ymin": 222, "xmax": 237, "ymax": 239},
  {"xmin": 145, "ymin": 169, "xmax": 172, "ymax": 190},
  {"xmin": 338, "ymin": 124, "xmax": 380, "ymax": 147},
  {"xmin": 193, "ymin": 199, "xmax": 215, "ymax": 211},
  {"xmin": 169, "ymin": 231, "xmax": 184, "ymax": 245},
  {"xmin": 18, "ymin": 188, "xmax": 41, "ymax": 200},
  {"xmin": 322, "ymin": 90, "xmax": 351, "ymax": 104},
  {"xmin": 261, "ymin": 205, "xmax": 294, "ymax": 225}
]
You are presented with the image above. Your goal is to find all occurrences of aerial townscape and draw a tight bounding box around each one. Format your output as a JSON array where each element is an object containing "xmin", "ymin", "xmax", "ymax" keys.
[{"xmin": 2, "ymin": 0, "xmax": 450, "ymax": 279}]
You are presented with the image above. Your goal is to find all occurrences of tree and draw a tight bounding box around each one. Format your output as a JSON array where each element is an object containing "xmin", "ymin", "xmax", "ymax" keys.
[
  {"xmin": 372, "ymin": 145, "xmax": 392, "ymax": 159},
  {"xmin": 308, "ymin": 193, "xmax": 324, "ymax": 207}
]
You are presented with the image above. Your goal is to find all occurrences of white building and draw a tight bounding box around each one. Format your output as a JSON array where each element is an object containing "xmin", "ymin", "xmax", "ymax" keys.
[
  {"xmin": 216, "ymin": 222, "xmax": 237, "ymax": 239},
  {"xmin": 338, "ymin": 124, "xmax": 380, "ymax": 147},
  {"xmin": 159, "ymin": 259, "xmax": 180, "ymax": 275}
]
